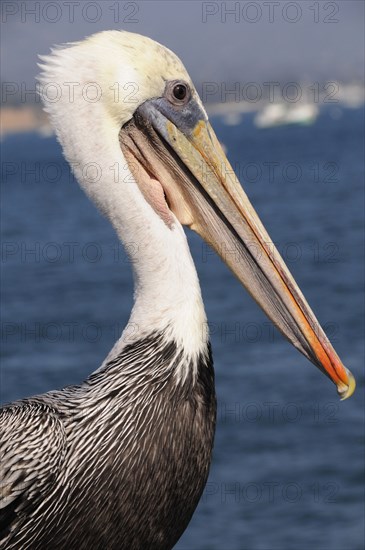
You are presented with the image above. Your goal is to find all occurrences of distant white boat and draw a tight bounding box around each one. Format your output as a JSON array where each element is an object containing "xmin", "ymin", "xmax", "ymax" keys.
[
  {"xmin": 338, "ymin": 83, "xmax": 365, "ymax": 109},
  {"xmin": 254, "ymin": 103, "xmax": 319, "ymax": 128},
  {"xmin": 222, "ymin": 112, "xmax": 243, "ymax": 126}
]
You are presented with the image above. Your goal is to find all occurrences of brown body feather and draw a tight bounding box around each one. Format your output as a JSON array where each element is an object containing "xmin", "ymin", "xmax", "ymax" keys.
[{"xmin": 0, "ymin": 333, "xmax": 216, "ymax": 549}]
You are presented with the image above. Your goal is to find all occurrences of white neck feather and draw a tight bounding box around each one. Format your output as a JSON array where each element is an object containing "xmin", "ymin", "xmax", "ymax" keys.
[{"xmin": 38, "ymin": 34, "xmax": 209, "ymax": 376}]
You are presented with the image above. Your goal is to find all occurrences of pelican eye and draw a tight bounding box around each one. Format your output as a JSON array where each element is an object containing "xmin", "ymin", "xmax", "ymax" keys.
[
  {"xmin": 173, "ymin": 84, "xmax": 187, "ymax": 100},
  {"xmin": 166, "ymin": 80, "xmax": 191, "ymax": 106}
]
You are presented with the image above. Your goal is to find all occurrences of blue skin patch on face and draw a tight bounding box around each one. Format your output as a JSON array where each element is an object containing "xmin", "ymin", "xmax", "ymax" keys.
[
  {"xmin": 135, "ymin": 83, "xmax": 206, "ymax": 140},
  {"xmin": 149, "ymin": 96, "xmax": 206, "ymax": 135}
]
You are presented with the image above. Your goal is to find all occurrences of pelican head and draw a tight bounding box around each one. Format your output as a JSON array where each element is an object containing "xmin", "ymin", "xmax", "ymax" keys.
[{"xmin": 38, "ymin": 30, "xmax": 355, "ymax": 399}]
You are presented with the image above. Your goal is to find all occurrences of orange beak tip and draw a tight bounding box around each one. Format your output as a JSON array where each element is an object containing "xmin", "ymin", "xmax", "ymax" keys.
[{"xmin": 337, "ymin": 369, "xmax": 356, "ymax": 401}]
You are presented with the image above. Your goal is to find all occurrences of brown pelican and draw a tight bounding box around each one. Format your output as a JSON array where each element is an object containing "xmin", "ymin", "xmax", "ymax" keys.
[{"xmin": 0, "ymin": 31, "xmax": 355, "ymax": 549}]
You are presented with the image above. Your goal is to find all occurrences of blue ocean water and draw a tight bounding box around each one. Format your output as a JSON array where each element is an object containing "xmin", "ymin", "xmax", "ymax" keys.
[{"xmin": 1, "ymin": 107, "xmax": 364, "ymax": 549}]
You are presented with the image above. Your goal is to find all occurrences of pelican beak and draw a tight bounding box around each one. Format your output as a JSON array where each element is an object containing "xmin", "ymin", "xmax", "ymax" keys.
[{"xmin": 119, "ymin": 99, "xmax": 355, "ymax": 400}]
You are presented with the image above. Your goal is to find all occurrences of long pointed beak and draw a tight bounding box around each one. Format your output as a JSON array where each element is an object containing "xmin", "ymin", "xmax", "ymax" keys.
[{"xmin": 121, "ymin": 102, "xmax": 355, "ymax": 400}]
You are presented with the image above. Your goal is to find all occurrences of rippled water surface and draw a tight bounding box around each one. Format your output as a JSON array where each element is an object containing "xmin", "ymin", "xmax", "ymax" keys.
[{"xmin": 1, "ymin": 107, "xmax": 364, "ymax": 549}]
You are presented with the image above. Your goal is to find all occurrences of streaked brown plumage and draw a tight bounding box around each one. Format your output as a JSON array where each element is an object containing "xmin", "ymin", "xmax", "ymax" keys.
[{"xmin": 1, "ymin": 335, "xmax": 216, "ymax": 549}]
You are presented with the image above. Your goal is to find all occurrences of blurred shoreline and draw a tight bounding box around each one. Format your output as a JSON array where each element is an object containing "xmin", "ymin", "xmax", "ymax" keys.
[
  {"xmin": 0, "ymin": 81, "xmax": 363, "ymax": 138},
  {"xmin": 0, "ymin": 105, "xmax": 52, "ymax": 138}
]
